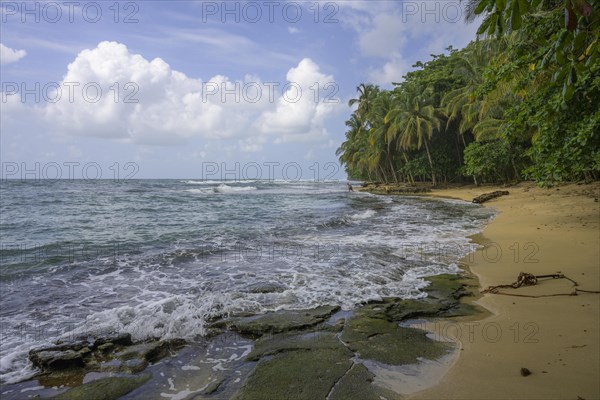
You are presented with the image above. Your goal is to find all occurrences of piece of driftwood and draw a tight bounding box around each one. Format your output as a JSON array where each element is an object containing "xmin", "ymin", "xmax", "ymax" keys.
[{"xmin": 472, "ymin": 190, "xmax": 509, "ymax": 204}]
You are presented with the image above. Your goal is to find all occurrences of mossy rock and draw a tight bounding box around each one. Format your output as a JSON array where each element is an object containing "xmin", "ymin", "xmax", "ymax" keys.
[
  {"xmin": 422, "ymin": 274, "xmax": 470, "ymax": 302},
  {"xmin": 232, "ymin": 347, "xmax": 353, "ymax": 400},
  {"xmin": 339, "ymin": 315, "xmax": 397, "ymax": 343},
  {"xmin": 229, "ymin": 305, "xmax": 340, "ymax": 337},
  {"xmin": 246, "ymin": 332, "xmax": 345, "ymax": 361},
  {"xmin": 329, "ymin": 363, "xmax": 402, "ymax": 400},
  {"xmin": 384, "ymin": 299, "xmax": 444, "ymax": 321},
  {"xmin": 202, "ymin": 378, "xmax": 224, "ymax": 395},
  {"xmin": 353, "ymin": 274, "xmax": 476, "ymax": 325},
  {"xmin": 52, "ymin": 374, "xmax": 150, "ymax": 400},
  {"xmin": 439, "ymin": 302, "xmax": 481, "ymax": 318},
  {"xmin": 115, "ymin": 342, "xmax": 166, "ymax": 362},
  {"xmin": 341, "ymin": 316, "xmax": 449, "ymax": 365}
]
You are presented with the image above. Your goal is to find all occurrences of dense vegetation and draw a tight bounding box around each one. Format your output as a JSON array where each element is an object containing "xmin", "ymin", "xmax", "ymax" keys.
[{"xmin": 336, "ymin": 0, "xmax": 599, "ymax": 185}]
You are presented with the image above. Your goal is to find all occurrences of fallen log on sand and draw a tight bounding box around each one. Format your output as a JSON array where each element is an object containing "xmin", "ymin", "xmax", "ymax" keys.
[{"xmin": 472, "ymin": 190, "xmax": 509, "ymax": 204}]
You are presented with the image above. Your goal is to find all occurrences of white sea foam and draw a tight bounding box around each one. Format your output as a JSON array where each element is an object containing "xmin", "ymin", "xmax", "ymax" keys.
[
  {"xmin": 185, "ymin": 184, "xmax": 257, "ymax": 194},
  {"xmin": 214, "ymin": 184, "xmax": 257, "ymax": 193},
  {"xmin": 348, "ymin": 209, "xmax": 377, "ymax": 220}
]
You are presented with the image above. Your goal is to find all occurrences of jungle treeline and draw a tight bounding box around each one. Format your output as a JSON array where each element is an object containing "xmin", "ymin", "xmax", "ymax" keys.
[{"xmin": 336, "ymin": 0, "xmax": 599, "ymax": 185}]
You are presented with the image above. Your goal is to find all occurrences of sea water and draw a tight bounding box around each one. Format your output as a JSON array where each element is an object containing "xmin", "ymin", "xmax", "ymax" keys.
[{"xmin": 0, "ymin": 180, "xmax": 494, "ymax": 384}]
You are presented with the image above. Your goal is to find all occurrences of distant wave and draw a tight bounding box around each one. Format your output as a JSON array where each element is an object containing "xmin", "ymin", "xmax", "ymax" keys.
[
  {"xmin": 185, "ymin": 184, "xmax": 257, "ymax": 194},
  {"xmin": 182, "ymin": 180, "xmax": 257, "ymax": 185},
  {"xmin": 214, "ymin": 184, "xmax": 257, "ymax": 193}
]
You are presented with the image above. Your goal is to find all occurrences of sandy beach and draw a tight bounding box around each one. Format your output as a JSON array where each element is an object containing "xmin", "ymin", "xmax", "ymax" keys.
[{"xmin": 412, "ymin": 182, "xmax": 600, "ymax": 400}]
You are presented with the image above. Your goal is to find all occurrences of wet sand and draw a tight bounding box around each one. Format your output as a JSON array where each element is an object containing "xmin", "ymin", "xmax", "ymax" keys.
[{"xmin": 412, "ymin": 182, "xmax": 600, "ymax": 400}]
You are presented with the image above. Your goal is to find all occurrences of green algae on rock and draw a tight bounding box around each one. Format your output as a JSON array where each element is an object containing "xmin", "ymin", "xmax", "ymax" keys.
[
  {"xmin": 227, "ymin": 305, "xmax": 340, "ymax": 337},
  {"xmin": 329, "ymin": 363, "xmax": 403, "ymax": 400},
  {"xmin": 230, "ymin": 273, "xmax": 478, "ymax": 399},
  {"xmin": 52, "ymin": 374, "xmax": 151, "ymax": 400},
  {"xmin": 232, "ymin": 347, "xmax": 353, "ymax": 400},
  {"xmin": 340, "ymin": 316, "xmax": 449, "ymax": 365},
  {"xmin": 246, "ymin": 331, "xmax": 345, "ymax": 362}
]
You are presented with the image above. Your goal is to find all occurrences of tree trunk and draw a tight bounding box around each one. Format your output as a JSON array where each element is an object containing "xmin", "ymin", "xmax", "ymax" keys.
[
  {"xmin": 455, "ymin": 134, "xmax": 463, "ymax": 165},
  {"xmin": 462, "ymin": 133, "xmax": 477, "ymax": 184},
  {"xmin": 511, "ymin": 157, "xmax": 519, "ymax": 180},
  {"xmin": 423, "ymin": 139, "xmax": 436, "ymax": 186},
  {"xmin": 402, "ymin": 153, "xmax": 414, "ymax": 184},
  {"xmin": 387, "ymin": 146, "xmax": 399, "ymax": 184},
  {"xmin": 378, "ymin": 165, "xmax": 386, "ymax": 183}
]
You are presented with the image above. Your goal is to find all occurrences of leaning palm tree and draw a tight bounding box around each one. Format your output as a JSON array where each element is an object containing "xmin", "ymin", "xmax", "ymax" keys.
[{"xmin": 386, "ymin": 85, "xmax": 441, "ymax": 185}]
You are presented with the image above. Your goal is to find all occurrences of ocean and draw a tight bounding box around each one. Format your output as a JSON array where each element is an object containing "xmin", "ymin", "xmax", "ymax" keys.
[{"xmin": 0, "ymin": 179, "xmax": 494, "ymax": 384}]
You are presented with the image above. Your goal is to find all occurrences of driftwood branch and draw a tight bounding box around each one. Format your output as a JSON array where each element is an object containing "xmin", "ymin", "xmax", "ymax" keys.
[{"xmin": 472, "ymin": 190, "xmax": 509, "ymax": 204}]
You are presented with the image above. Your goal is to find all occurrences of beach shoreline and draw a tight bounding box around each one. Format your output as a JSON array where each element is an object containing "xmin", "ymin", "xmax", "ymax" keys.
[
  {"xmin": 409, "ymin": 181, "xmax": 600, "ymax": 400},
  {"xmin": 1, "ymin": 181, "xmax": 597, "ymax": 399}
]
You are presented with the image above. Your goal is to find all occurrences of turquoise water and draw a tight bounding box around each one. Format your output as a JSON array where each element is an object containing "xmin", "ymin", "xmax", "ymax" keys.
[{"xmin": 0, "ymin": 180, "xmax": 494, "ymax": 383}]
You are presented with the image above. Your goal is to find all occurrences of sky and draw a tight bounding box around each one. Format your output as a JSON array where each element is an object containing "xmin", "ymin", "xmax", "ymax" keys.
[{"xmin": 0, "ymin": 0, "xmax": 479, "ymax": 179}]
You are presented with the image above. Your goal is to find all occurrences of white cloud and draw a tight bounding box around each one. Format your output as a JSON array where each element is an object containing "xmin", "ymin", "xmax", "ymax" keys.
[
  {"xmin": 238, "ymin": 136, "xmax": 266, "ymax": 153},
  {"xmin": 288, "ymin": 27, "xmax": 300, "ymax": 34},
  {"xmin": 256, "ymin": 58, "xmax": 341, "ymax": 143},
  {"xmin": 34, "ymin": 41, "xmax": 338, "ymax": 148},
  {"xmin": 0, "ymin": 43, "xmax": 27, "ymax": 64},
  {"xmin": 368, "ymin": 57, "xmax": 409, "ymax": 86},
  {"xmin": 345, "ymin": 1, "xmax": 479, "ymax": 86}
]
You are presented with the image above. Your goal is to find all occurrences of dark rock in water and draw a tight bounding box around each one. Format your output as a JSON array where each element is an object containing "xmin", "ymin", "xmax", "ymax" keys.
[
  {"xmin": 97, "ymin": 343, "xmax": 114, "ymax": 353},
  {"xmin": 116, "ymin": 341, "xmax": 168, "ymax": 363},
  {"xmin": 245, "ymin": 282, "xmax": 287, "ymax": 294},
  {"xmin": 520, "ymin": 367, "xmax": 532, "ymax": 376},
  {"xmin": 123, "ymin": 358, "xmax": 148, "ymax": 374},
  {"xmin": 32, "ymin": 340, "xmax": 90, "ymax": 354},
  {"xmin": 29, "ymin": 349, "xmax": 85, "ymax": 371},
  {"xmin": 93, "ymin": 333, "xmax": 132, "ymax": 348},
  {"xmin": 27, "ymin": 333, "xmax": 184, "ymax": 387},
  {"xmin": 52, "ymin": 374, "xmax": 151, "ymax": 400},
  {"xmin": 29, "ymin": 333, "xmax": 134, "ymax": 372},
  {"xmin": 229, "ymin": 305, "xmax": 340, "ymax": 337}
]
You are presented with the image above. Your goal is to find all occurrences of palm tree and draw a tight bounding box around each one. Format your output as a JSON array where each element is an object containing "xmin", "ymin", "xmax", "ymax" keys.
[
  {"xmin": 442, "ymin": 43, "xmax": 487, "ymax": 142},
  {"xmin": 348, "ymin": 83, "xmax": 380, "ymax": 122},
  {"xmin": 336, "ymin": 114, "xmax": 369, "ymax": 179},
  {"xmin": 368, "ymin": 91, "xmax": 399, "ymax": 183},
  {"xmin": 442, "ymin": 39, "xmax": 518, "ymax": 143},
  {"xmin": 386, "ymin": 85, "xmax": 441, "ymax": 185}
]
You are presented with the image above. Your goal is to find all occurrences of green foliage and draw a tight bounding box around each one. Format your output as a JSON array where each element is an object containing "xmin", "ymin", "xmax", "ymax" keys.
[
  {"xmin": 463, "ymin": 140, "xmax": 514, "ymax": 183},
  {"xmin": 524, "ymin": 109, "xmax": 600, "ymax": 183},
  {"xmin": 336, "ymin": 1, "xmax": 598, "ymax": 185}
]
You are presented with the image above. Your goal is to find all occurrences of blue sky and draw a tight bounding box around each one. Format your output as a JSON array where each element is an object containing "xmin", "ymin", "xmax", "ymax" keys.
[{"xmin": 1, "ymin": 1, "xmax": 479, "ymax": 179}]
